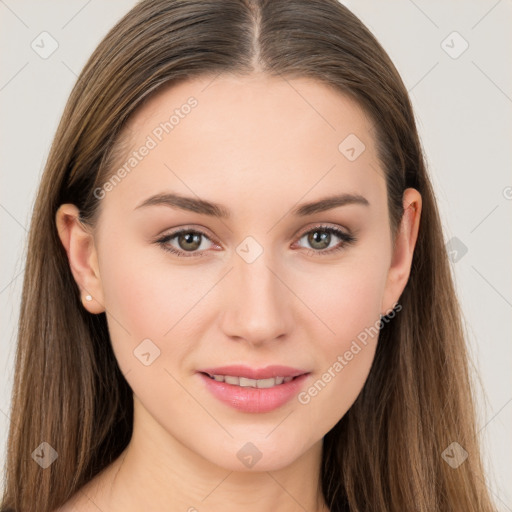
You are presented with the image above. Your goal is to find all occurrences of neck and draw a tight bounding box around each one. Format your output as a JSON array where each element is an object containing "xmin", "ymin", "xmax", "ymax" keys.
[{"xmin": 92, "ymin": 396, "xmax": 329, "ymax": 512}]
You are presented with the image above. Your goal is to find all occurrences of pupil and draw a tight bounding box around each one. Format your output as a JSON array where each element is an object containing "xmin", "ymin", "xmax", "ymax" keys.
[
  {"xmin": 180, "ymin": 232, "xmax": 201, "ymax": 251},
  {"xmin": 309, "ymin": 230, "xmax": 330, "ymax": 249}
]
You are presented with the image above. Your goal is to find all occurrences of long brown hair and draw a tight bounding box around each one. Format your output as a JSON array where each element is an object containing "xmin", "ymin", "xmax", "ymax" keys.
[{"xmin": 1, "ymin": 1, "xmax": 496, "ymax": 510}]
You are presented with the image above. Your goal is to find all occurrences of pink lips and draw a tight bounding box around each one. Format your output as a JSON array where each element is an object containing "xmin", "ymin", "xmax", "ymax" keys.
[{"xmin": 197, "ymin": 365, "xmax": 310, "ymax": 413}]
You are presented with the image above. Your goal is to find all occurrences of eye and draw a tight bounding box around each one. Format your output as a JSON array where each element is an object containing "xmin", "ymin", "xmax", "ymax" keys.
[
  {"xmin": 156, "ymin": 228, "xmax": 218, "ymax": 258},
  {"xmin": 294, "ymin": 224, "xmax": 356, "ymax": 256},
  {"xmin": 155, "ymin": 224, "xmax": 356, "ymax": 258}
]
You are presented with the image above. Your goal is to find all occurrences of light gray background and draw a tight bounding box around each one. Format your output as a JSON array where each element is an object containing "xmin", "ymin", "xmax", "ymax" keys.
[{"xmin": 1, "ymin": 0, "xmax": 511, "ymax": 508}]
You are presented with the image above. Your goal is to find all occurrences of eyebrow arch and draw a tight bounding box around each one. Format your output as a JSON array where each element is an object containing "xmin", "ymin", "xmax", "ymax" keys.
[
  {"xmin": 291, "ymin": 193, "xmax": 369, "ymax": 216},
  {"xmin": 134, "ymin": 192, "xmax": 369, "ymax": 218},
  {"xmin": 135, "ymin": 192, "xmax": 230, "ymax": 218}
]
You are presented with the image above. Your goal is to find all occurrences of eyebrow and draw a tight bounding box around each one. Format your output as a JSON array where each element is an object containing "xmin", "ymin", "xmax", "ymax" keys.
[{"xmin": 134, "ymin": 192, "xmax": 369, "ymax": 218}]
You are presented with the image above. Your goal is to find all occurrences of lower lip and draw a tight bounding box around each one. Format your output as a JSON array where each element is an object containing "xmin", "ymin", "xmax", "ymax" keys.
[{"xmin": 198, "ymin": 373, "xmax": 310, "ymax": 413}]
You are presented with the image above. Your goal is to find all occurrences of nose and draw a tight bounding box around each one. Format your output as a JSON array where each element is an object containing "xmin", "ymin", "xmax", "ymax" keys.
[{"xmin": 219, "ymin": 248, "xmax": 294, "ymax": 347}]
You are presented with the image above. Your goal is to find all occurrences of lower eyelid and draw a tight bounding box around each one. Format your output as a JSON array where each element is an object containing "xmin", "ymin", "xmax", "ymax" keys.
[
  {"xmin": 159, "ymin": 230, "xmax": 215, "ymax": 253},
  {"xmin": 295, "ymin": 227, "xmax": 355, "ymax": 251},
  {"xmin": 157, "ymin": 226, "xmax": 355, "ymax": 257}
]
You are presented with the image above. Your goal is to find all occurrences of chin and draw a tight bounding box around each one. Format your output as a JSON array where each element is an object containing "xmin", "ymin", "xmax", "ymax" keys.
[{"xmin": 200, "ymin": 429, "xmax": 318, "ymax": 473}]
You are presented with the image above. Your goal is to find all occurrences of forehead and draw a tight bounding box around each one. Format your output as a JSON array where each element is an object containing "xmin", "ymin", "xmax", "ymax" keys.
[{"xmin": 101, "ymin": 73, "xmax": 385, "ymax": 216}]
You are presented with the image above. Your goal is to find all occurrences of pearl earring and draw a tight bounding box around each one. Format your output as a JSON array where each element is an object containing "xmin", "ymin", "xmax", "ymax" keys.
[{"xmin": 85, "ymin": 294, "xmax": 92, "ymax": 302}]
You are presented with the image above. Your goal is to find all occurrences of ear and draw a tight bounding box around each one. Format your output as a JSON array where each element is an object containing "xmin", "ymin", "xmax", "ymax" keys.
[
  {"xmin": 55, "ymin": 204, "xmax": 105, "ymax": 314},
  {"xmin": 381, "ymin": 188, "xmax": 422, "ymax": 315}
]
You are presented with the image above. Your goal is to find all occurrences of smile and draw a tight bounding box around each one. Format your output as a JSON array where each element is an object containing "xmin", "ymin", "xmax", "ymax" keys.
[{"xmin": 204, "ymin": 373, "xmax": 296, "ymax": 388}]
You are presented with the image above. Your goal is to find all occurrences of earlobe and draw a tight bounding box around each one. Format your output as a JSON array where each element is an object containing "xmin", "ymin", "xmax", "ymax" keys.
[
  {"xmin": 380, "ymin": 188, "xmax": 422, "ymax": 315},
  {"xmin": 55, "ymin": 204, "xmax": 105, "ymax": 314}
]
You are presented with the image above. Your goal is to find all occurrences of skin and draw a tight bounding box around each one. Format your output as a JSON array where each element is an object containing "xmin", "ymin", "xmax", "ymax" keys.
[{"xmin": 55, "ymin": 72, "xmax": 421, "ymax": 512}]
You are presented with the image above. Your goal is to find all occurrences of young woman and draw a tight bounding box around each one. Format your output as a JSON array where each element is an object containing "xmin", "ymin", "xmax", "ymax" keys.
[{"xmin": 0, "ymin": 0, "xmax": 497, "ymax": 511}]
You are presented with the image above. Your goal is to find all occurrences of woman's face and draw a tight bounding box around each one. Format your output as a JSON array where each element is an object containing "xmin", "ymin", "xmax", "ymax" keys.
[{"xmin": 62, "ymin": 73, "xmax": 420, "ymax": 472}]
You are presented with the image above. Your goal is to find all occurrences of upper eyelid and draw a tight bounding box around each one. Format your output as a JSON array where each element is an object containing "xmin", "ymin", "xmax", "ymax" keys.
[
  {"xmin": 158, "ymin": 223, "xmax": 351, "ymax": 247},
  {"xmin": 158, "ymin": 225, "xmax": 216, "ymax": 241},
  {"xmin": 156, "ymin": 224, "xmax": 355, "ymax": 259},
  {"xmin": 295, "ymin": 223, "xmax": 349, "ymax": 238}
]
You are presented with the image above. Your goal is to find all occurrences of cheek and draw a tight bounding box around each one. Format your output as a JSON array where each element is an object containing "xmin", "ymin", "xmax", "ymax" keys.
[
  {"xmin": 291, "ymin": 250, "xmax": 388, "ymax": 424},
  {"xmin": 296, "ymin": 339, "xmax": 377, "ymax": 439},
  {"xmin": 299, "ymin": 252, "xmax": 387, "ymax": 347},
  {"xmin": 97, "ymin": 235, "xmax": 199, "ymax": 373},
  {"xmin": 295, "ymin": 277, "xmax": 382, "ymax": 434},
  {"xmin": 97, "ymin": 220, "xmax": 389, "ymax": 430}
]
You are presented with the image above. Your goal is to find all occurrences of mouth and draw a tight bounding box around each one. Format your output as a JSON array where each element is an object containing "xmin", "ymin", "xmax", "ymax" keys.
[
  {"xmin": 200, "ymin": 372, "xmax": 304, "ymax": 389},
  {"xmin": 197, "ymin": 366, "xmax": 311, "ymax": 413}
]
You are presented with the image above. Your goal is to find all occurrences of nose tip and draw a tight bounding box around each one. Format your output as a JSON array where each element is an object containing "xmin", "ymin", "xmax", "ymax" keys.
[{"xmin": 218, "ymin": 253, "xmax": 293, "ymax": 346}]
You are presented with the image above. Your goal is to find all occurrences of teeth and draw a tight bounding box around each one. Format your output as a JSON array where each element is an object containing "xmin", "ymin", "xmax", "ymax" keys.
[
  {"xmin": 207, "ymin": 374, "xmax": 296, "ymax": 388},
  {"xmin": 239, "ymin": 377, "xmax": 257, "ymax": 387},
  {"xmin": 224, "ymin": 375, "xmax": 239, "ymax": 385}
]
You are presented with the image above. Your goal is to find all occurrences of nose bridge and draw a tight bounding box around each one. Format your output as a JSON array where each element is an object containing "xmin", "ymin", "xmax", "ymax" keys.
[{"xmin": 220, "ymin": 243, "xmax": 292, "ymax": 343}]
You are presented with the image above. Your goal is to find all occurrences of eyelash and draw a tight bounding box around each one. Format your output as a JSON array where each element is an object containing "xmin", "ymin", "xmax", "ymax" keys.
[{"xmin": 155, "ymin": 224, "xmax": 357, "ymax": 258}]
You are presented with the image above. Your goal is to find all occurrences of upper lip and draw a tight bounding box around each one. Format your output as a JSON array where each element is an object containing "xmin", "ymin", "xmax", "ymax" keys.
[{"xmin": 199, "ymin": 365, "xmax": 309, "ymax": 379}]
